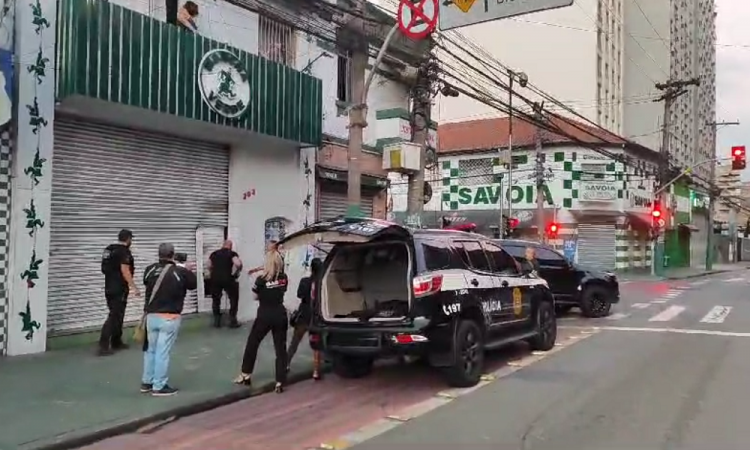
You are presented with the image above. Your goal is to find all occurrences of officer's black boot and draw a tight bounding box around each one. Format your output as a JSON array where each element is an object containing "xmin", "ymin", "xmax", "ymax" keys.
[
  {"xmin": 228, "ymin": 316, "xmax": 241, "ymax": 329},
  {"xmin": 213, "ymin": 314, "xmax": 222, "ymax": 328}
]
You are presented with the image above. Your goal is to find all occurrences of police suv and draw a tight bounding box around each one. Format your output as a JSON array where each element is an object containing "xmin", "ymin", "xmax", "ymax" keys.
[{"xmin": 278, "ymin": 217, "xmax": 556, "ymax": 388}]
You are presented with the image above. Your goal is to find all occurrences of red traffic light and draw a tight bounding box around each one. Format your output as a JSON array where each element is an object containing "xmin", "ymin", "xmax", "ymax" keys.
[
  {"xmin": 508, "ymin": 218, "xmax": 519, "ymax": 228},
  {"xmin": 652, "ymin": 209, "xmax": 661, "ymax": 218},
  {"xmin": 733, "ymin": 146, "xmax": 745, "ymax": 157},
  {"xmin": 546, "ymin": 223, "xmax": 559, "ymax": 235}
]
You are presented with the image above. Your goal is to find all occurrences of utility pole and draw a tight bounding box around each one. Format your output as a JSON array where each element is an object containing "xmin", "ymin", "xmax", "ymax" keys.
[
  {"xmin": 503, "ymin": 70, "xmax": 528, "ymax": 224},
  {"xmin": 406, "ymin": 59, "xmax": 434, "ymax": 215},
  {"xmin": 534, "ymin": 103, "xmax": 546, "ymax": 243},
  {"xmin": 345, "ymin": 0, "xmax": 369, "ymax": 217},
  {"xmin": 653, "ymin": 77, "xmax": 700, "ymax": 275}
]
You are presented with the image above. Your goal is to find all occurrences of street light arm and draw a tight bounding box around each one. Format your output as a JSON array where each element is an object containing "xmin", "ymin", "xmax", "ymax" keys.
[
  {"xmin": 361, "ymin": 23, "xmax": 400, "ymax": 106},
  {"xmin": 654, "ymin": 157, "xmax": 727, "ymax": 196}
]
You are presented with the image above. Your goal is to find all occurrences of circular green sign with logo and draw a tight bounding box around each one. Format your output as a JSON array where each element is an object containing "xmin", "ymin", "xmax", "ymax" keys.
[{"xmin": 197, "ymin": 49, "xmax": 250, "ymax": 119}]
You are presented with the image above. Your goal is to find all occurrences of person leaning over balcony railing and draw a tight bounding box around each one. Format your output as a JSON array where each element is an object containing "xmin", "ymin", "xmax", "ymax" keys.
[{"xmin": 177, "ymin": 1, "xmax": 199, "ymax": 32}]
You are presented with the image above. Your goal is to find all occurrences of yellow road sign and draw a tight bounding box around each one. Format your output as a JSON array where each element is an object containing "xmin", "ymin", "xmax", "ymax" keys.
[{"xmin": 453, "ymin": 0, "xmax": 475, "ymax": 13}]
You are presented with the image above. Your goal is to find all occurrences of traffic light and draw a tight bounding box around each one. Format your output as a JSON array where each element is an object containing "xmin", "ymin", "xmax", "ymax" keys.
[
  {"xmin": 732, "ymin": 146, "xmax": 746, "ymax": 170},
  {"xmin": 651, "ymin": 202, "xmax": 665, "ymax": 229},
  {"xmin": 503, "ymin": 216, "xmax": 519, "ymax": 238},
  {"xmin": 546, "ymin": 222, "xmax": 559, "ymax": 239}
]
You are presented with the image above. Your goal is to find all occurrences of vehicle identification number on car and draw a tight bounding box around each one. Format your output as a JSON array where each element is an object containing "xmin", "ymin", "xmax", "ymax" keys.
[
  {"xmin": 482, "ymin": 300, "xmax": 502, "ymax": 313},
  {"xmin": 443, "ymin": 303, "xmax": 461, "ymax": 315}
]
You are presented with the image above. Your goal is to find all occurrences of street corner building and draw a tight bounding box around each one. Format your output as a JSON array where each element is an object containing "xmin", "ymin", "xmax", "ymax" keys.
[
  {"xmin": 389, "ymin": 116, "xmax": 698, "ymax": 273},
  {"xmin": 3, "ymin": 0, "xmax": 325, "ymax": 355}
]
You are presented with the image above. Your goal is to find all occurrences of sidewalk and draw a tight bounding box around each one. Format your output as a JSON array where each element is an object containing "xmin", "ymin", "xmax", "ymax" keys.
[
  {"xmin": 0, "ymin": 323, "xmax": 314, "ymax": 450},
  {"xmin": 618, "ymin": 263, "xmax": 750, "ymax": 282}
]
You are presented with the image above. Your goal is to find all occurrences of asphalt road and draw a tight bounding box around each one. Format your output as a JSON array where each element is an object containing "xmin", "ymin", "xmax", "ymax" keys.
[
  {"xmin": 80, "ymin": 271, "xmax": 750, "ymax": 450},
  {"xmin": 351, "ymin": 271, "xmax": 750, "ymax": 450}
]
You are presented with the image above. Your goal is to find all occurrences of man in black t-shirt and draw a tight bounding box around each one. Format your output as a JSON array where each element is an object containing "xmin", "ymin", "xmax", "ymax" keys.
[
  {"xmin": 208, "ymin": 240, "xmax": 243, "ymax": 328},
  {"xmin": 98, "ymin": 229, "xmax": 140, "ymax": 356}
]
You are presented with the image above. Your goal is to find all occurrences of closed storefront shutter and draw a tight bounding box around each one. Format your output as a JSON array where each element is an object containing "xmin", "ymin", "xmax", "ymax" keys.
[
  {"xmin": 577, "ymin": 223, "xmax": 616, "ymax": 270},
  {"xmin": 48, "ymin": 118, "xmax": 229, "ymax": 334},
  {"xmin": 318, "ymin": 183, "xmax": 374, "ymax": 220}
]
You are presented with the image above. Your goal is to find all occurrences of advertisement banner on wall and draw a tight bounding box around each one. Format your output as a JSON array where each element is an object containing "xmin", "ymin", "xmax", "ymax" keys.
[{"xmin": 580, "ymin": 181, "xmax": 617, "ymax": 201}]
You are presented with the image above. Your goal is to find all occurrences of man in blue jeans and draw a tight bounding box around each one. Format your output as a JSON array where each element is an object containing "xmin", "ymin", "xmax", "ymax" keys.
[{"xmin": 141, "ymin": 243, "xmax": 197, "ymax": 397}]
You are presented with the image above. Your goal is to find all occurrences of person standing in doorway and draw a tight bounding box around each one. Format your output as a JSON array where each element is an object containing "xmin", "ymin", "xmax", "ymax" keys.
[
  {"xmin": 98, "ymin": 229, "xmax": 140, "ymax": 356},
  {"xmin": 234, "ymin": 250, "xmax": 289, "ymax": 393},
  {"xmin": 208, "ymin": 240, "xmax": 243, "ymax": 328},
  {"xmin": 140, "ymin": 243, "xmax": 197, "ymax": 396}
]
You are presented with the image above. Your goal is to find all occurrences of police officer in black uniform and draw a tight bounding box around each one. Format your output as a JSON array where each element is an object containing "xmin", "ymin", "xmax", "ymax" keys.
[
  {"xmin": 234, "ymin": 250, "xmax": 289, "ymax": 393},
  {"xmin": 208, "ymin": 240, "xmax": 243, "ymax": 328},
  {"xmin": 99, "ymin": 229, "xmax": 139, "ymax": 356}
]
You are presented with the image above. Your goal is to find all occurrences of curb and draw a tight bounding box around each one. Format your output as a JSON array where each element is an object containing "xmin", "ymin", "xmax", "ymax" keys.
[
  {"xmin": 664, "ymin": 269, "xmax": 730, "ymax": 280},
  {"xmin": 32, "ymin": 368, "xmax": 316, "ymax": 450}
]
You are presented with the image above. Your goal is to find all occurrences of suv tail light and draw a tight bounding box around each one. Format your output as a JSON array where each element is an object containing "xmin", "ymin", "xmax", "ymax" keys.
[{"xmin": 413, "ymin": 274, "xmax": 443, "ymax": 298}]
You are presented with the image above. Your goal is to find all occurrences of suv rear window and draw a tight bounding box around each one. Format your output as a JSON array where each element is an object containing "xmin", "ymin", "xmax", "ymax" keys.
[
  {"xmin": 502, "ymin": 244, "xmax": 525, "ymax": 260},
  {"xmin": 421, "ymin": 241, "xmax": 462, "ymax": 271}
]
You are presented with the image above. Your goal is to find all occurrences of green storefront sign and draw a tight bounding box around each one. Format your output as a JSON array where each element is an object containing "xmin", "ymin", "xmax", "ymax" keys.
[{"xmin": 456, "ymin": 185, "xmax": 554, "ymax": 206}]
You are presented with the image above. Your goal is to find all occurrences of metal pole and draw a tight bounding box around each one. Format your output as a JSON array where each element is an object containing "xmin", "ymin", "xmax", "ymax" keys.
[
  {"xmin": 345, "ymin": 0, "xmax": 368, "ymax": 217},
  {"xmin": 362, "ymin": 24, "xmax": 399, "ymax": 106},
  {"xmin": 406, "ymin": 61, "xmax": 431, "ymax": 214},
  {"xmin": 507, "ymin": 74, "xmax": 514, "ymax": 222},
  {"xmin": 535, "ymin": 116, "xmax": 545, "ymax": 242}
]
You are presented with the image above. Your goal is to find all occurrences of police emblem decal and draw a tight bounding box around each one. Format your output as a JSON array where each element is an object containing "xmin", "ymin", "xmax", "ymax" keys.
[
  {"xmin": 197, "ymin": 49, "xmax": 250, "ymax": 119},
  {"xmin": 512, "ymin": 287, "xmax": 523, "ymax": 316}
]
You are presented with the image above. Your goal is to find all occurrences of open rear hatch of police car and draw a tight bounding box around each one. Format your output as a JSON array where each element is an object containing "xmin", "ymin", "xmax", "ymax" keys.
[{"xmin": 279, "ymin": 218, "xmax": 414, "ymax": 324}]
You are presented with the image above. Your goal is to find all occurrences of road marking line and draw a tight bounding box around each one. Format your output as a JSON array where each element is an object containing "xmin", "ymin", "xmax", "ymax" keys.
[
  {"xmin": 691, "ymin": 280, "xmax": 709, "ymax": 286},
  {"xmin": 561, "ymin": 325, "xmax": 750, "ymax": 337},
  {"xmin": 648, "ymin": 305, "xmax": 686, "ymax": 322},
  {"xmin": 607, "ymin": 312, "xmax": 630, "ymax": 320},
  {"xmin": 320, "ymin": 330, "xmax": 598, "ymax": 449},
  {"xmin": 632, "ymin": 303, "xmax": 651, "ymax": 309},
  {"xmin": 700, "ymin": 306, "xmax": 732, "ymax": 323},
  {"xmin": 651, "ymin": 300, "xmax": 668, "ymax": 304},
  {"xmin": 725, "ymin": 277, "xmax": 744, "ymax": 282}
]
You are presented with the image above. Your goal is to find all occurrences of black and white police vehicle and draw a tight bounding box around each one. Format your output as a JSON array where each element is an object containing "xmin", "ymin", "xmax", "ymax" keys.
[{"xmin": 278, "ymin": 217, "xmax": 556, "ymax": 388}]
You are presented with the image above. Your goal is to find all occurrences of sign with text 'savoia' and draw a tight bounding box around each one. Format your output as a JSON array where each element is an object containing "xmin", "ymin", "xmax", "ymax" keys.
[{"xmin": 454, "ymin": 185, "xmax": 554, "ymax": 207}]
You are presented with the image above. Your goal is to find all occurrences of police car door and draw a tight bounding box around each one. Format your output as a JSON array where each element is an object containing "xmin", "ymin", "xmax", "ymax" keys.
[
  {"xmin": 455, "ymin": 240, "xmax": 503, "ymax": 326},
  {"xmin": 482, "ymin": 242, "xmax": 530, "ymax": 324}
]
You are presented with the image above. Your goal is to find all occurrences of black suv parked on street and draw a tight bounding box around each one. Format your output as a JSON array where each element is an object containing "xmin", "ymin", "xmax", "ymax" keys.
[
  {"xmin": 498, "ymin": 240, "xmax": 620, "ymax": 317},
  {"xmin": 278, "ymin": 217, "xmax": 557, "ymax": 388}
]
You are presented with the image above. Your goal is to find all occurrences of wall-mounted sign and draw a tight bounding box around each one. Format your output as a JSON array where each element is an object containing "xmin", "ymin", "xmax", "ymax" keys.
[
  {"xmin": 198, "ymin": 49, "xmax": 250, "ymax": 118},
  {"xmin": 454, "ymin": 184, "xmax": 554, "ymax": 206},
  {"xmin": 581, "ymin": 182, "xmax": 617, "ymax": 201}
]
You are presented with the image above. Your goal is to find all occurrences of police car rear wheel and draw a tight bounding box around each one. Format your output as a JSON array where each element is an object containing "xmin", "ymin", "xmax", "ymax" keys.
[
  {"xmin": 443, "ymin": 320, "xmax": 484, "ymax": 388},
  {"xmin": 331, "ymin": 354, "xmax": 374, "ymax": 379},
  {"xmin": 529, "ymin": 301, "xmax": 556, "ymax": 351},
  {"xmin": 580, "ymin": 286, "xmax": 612, "ymax": 318}
]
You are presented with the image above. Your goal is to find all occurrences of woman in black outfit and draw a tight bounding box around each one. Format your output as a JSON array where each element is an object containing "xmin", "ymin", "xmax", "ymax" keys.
[
  {"xmin": 234, "ymin": 250, "xmax": 289, "ymax": 393},
  {"xmin": 287, "ymin": 258, "xmax": 323, "ymax": 380}
]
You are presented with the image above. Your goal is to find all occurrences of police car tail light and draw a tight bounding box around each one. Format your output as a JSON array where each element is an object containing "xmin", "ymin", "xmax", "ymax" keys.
[
  {"xmin": 392, "ymin": 334, "xmax": 428, "ymax": 344},
  {"xmin": 412, "ymin": 274, "xmax": 443, "ymax": 298}
]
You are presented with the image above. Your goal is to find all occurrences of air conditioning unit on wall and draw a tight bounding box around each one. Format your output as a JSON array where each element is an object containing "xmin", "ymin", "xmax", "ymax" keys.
[{"xmin": 382, "ymin": 141, "xmax": 421, "ymax": 173}]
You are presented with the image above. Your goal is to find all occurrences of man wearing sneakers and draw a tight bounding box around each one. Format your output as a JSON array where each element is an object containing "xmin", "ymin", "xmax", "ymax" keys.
[{"xmin": 140, "ymin": 243, "xmax": 197, "ymax": 396}]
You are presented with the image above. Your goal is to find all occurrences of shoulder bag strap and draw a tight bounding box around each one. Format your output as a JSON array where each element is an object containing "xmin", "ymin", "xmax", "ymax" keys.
[{"xmin": 146, "ymin": 265, "xmax": 172, "ymax": 307}]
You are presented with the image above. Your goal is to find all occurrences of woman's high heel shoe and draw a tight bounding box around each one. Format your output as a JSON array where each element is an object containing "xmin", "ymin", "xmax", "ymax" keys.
[
  {"xmin": 233, "ymin": 373, "xmax": 252, "ymax": 386},
  {"xmin": 274, "ymin": 382, "xmax": 284, "ymax": 393}
]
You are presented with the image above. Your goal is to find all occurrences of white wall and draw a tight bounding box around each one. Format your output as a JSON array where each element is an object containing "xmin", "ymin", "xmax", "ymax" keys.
[
  {"xmin": 435, "ymin": 0, "xmax": 599, "ymax": 124},
  {"xmin": 112, "ymin": 0, "xmax": 260, "ymax": 54},
  {"xmin": 228, "ymin": 143, "xmax": 316, "ymax": 321}
]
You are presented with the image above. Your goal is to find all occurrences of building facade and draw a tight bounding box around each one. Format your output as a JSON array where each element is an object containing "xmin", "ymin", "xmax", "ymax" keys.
[
  {"xmin": 0, "ymin": 2, "xmax": 12, "ymax": 355},
  {"xmin": 6, "ymin": 0, "xmax": 328, "ymax": 356},
  {"xmin": 390, "ymin": 117, "xmax": 669, "ymax": 272}
]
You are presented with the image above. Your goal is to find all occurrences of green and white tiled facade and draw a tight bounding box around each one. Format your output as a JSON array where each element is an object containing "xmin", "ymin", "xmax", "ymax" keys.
[{"xmin": 393, "ymin": 147, "xmax": 660, "ymax": 271}]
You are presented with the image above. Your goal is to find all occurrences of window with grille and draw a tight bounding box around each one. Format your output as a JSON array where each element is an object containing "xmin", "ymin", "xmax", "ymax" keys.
[
  {"xmin": 581, "ymin": 163, "xmax": 607, "ymax": 180},
  {"xmin": 337, "ymin": 51, "xmax": 351, "ymax": 102},
  {"xmin": 458, "ymin": 158, "xmax": 494, "ymax": 186},
  {"xmin": 259, "ymin": 16, "xmax": 296, "ymax": 67}
]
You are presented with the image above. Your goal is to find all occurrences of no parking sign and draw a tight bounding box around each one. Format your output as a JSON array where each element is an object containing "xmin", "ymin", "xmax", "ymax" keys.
[{"xmin": 397, "ymin": 0, "xmax": 438, "ymax": 40}]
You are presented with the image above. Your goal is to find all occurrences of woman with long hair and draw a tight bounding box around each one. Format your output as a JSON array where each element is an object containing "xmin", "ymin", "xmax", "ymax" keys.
[
  {"xmin": 287, "ymin": 257, "xmax": 323, "ymax": 380},
  {"xmin": 234, "ymin": 249, "xmax": 289, "ymax": 393}
]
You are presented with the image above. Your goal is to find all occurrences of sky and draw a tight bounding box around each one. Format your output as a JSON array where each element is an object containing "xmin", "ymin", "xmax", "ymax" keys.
[{"xmin": 714, "ymin": 0, "xmax": 750, "ymax": 179}]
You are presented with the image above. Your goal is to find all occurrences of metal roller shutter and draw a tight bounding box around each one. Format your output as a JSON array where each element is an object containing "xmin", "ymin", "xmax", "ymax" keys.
[
  {"xmin": 48, "ymin": 118, "xmax": 229, "ymax": 334},
  {"xmin": 576, "ymin": 223, "xmax": 616, "ymax": 270},
  {"xmin": 318, "ymin": 183, "xmax": 374, "ymax": 220}
]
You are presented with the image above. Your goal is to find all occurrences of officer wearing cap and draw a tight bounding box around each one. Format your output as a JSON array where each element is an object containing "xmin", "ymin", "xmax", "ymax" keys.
[{"xmin": 98, "ymin": 229, "xmax": 140, "ymax": 356}]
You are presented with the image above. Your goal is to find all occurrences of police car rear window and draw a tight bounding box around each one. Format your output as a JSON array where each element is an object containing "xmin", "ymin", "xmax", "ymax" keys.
[{"xmin": 421, "ymin": 241, "xmax": 462, "ymax": 271}]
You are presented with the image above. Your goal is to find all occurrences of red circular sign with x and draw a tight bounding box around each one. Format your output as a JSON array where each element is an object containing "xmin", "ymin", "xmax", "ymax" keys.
[{"xmin": 397, "ymin": 0, "xmax": 438, "ymax": 40}]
